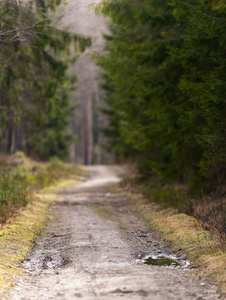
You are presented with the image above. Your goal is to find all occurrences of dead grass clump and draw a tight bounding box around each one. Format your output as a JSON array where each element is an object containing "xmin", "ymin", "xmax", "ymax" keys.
[{"xmin": 193, "ymin": 196, "xmax": 226, "ymax": 238}]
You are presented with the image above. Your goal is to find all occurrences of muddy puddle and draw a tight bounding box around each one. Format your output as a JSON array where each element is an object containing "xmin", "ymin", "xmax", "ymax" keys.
[
  {"xmin": 144, "ymin": 256, "xmax": 180, "ymax": 266},
  {"xmin": 144, "ymin": 256, "xmax": 181, "ymax": 266},
  {"xmin": 137, "ymin": 253, "xmax": 190, "ymax": 268}
]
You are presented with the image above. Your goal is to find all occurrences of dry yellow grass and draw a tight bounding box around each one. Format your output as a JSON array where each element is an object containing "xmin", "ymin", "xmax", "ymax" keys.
[
  {"xmin": 0, "ymin": 175, "xmax": 81, "ymax": 299},
  {"xmin": 42, "ymin": 178, "xmax": 79, "ymax": 193},
  {"xmin": 0, "ymin": 193, "xmax": 55, "ymax": 299}
]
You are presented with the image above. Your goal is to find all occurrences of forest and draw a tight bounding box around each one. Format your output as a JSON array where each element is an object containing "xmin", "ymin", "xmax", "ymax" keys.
[
  {"xmin": 0, "ymin": 0, "xmax": 91, "ymax": 222},
  {"xmin": 0, "ymin": 0, "xmax": 225, "ymax": 297},
  {"xmin": 0, "ymin": 0, "xmax": 225, "ymax": 233},
  {"xmin": 0, "ymin": 0, "xmax": 90, "ymax": 160},
  {"xmin": 95, "ymin": 0, "xmax": 226, "ymax": 195}
]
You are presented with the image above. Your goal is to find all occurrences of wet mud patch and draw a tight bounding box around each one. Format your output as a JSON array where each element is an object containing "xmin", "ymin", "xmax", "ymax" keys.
[
  {"xmin": 19, "ymin": 208, "xmax": 74, "ymax": 272},
  {"xmin": 109, "ymin": 288, "xmax": 149, "ymax": 297},
  {"xmin": 23, "ymin": 253, "xmax": 71, "ymax": 270},
  {"xmin": 110, "ymin": 288, "xmax": 133, "ymax": 295}
]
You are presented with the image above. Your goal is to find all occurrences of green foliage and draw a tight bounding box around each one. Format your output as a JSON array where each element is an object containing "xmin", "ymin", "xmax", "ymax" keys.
[
  {"xmin": 95, "ymin": 0, "xmax": 226, "ymax": 194},
  {"xmin": 0, "ymin": 166, "xmax": 30, "ymax": 223},
  {"xmin": 169, "ymin": 0, "xmax": 226, "ymax": 192},
  {"xmin": 146, "ymin": 185, "xmax": 192, "ymax": 213},
  {"xmin": 8, "ymin": 154, "xmax": 80, "ymax": 189},
  {"xmin": 0, "ymin": 153, "xmax": 81, "ymax": 223},
  {"xmin": 30, "ymin": 157, "xmax": 80, "ymax": 189},
  {"xmin": 0, "ymin": 0, "xmax": 91, "ymax": 159}
]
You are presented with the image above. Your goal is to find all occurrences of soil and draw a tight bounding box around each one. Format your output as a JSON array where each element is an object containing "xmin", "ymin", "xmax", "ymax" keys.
[{"xmin": 10, "ymin": 165, "xmax": 220, "ymax": 300}]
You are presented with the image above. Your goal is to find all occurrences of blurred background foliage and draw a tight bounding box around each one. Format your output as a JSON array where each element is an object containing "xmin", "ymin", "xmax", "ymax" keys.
[
  {"xmin": 0, "ymin": 152, "xmax": 82, "ymax": 223},
  {"xmin": 0, "ymin": 0, "xmax": 91, "ymax": 160},
  {"xmin": 95, "ymin": 0, "xmax": 226, "ymax": 194},
  {"xmin": 0, "ymin": 0, "xmax": 90, "ymax": 223}
]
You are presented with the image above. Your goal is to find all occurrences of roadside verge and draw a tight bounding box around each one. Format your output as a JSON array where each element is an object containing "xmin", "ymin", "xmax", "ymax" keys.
[
  {"xmin": 0, "ymin": 175, "xmax": 83, "ymax": 299},
  {"xmin": 126, "ymin": 190, "xmax": 226, "ymax": 296}
]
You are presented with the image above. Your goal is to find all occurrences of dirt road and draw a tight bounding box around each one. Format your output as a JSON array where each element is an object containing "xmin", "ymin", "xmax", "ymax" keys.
[{"xmin": 10, "ymin": 166, "xmax": 220, "ymax": 299}]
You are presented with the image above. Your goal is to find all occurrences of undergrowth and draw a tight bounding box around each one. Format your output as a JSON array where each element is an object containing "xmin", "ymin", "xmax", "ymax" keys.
[
  {"xmin": 0, "ymin": 172, "xmax": 31, "ymax": 224},
  {"xmin": 145, "ymin": 185, "xmax": 192, "ymax": 214},
  {"xmin": 0, "ymin": 152, "xmax": 81, "ymax": 224},
  {"xmin": 24, "ymin": 157, "xmax": 80, "ymax": 189}
]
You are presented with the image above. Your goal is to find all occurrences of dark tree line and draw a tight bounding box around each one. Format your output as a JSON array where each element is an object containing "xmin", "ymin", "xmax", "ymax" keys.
[
  {"xmin": 0, "ymin": 0, "xmax": 91, "ymax": 160},
  {"xmin": 95, "ymin": 0, "xmax": 226, "ymax": 194}
]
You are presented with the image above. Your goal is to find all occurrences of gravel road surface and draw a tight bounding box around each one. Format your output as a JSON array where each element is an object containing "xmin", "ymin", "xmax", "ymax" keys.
[{"xmin": 10, "ymin": 165, "xmax": 220, "ymax": 300}]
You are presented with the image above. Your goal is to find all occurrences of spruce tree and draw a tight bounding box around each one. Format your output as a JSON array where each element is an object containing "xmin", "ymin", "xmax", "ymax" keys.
[
  {"xmin": 95, "ymin": 0, "xmax": 226, "ymax": 192},
  {"xmin": 0, "ymin": 0, "xmax": 91, "ymax": 159}
]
